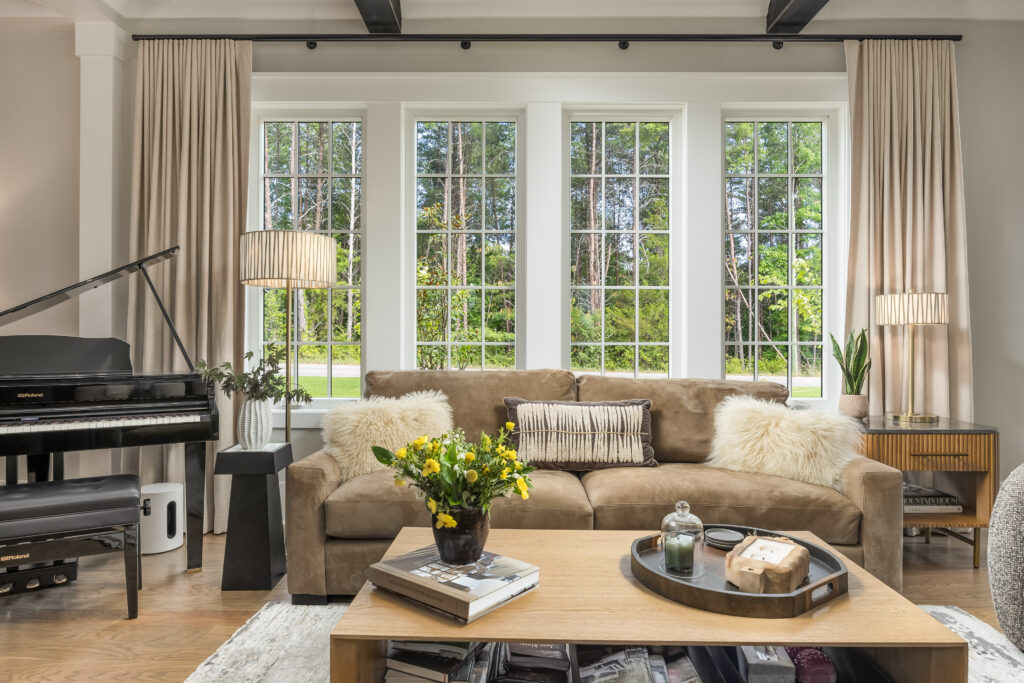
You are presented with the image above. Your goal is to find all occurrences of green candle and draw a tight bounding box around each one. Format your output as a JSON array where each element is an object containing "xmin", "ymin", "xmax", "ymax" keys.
[{"xmin": 665, "ymin": 534, "xmax": 694, "ymax": 573}]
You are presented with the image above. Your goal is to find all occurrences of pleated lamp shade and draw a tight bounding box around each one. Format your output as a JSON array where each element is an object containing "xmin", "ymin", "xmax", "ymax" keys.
[
  {"xmin": 239, "ymin": 230, "xmax": 336, "ymax": 288},
  {"xmin": 875, "ymin": 292, "xmax": 949, "ymax": 326}
]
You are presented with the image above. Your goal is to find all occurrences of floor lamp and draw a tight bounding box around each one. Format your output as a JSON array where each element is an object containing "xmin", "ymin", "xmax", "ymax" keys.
[
  {"xmin": 875, "ymin": 291, "xmax": 949, "ymax": 425},
  {"xmin": 240, "ymin": 230, "xmax": 337, "ymax": 442}
]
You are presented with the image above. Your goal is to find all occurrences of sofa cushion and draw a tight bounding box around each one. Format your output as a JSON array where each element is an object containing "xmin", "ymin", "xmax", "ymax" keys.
[
  {"xmin": 576, "ymin": 375, "xmax": 789, "ymax": 463},
  {"xmin": 581, "ymin": 463, "xmax": 861, "ymax": 545},
  {"xmin": 325, "ymin": 469, "xmax": 593, "ymax": 539},
  {"xmin": 365, "ymin": 369, "xmax": 577, "ymax": 441}
]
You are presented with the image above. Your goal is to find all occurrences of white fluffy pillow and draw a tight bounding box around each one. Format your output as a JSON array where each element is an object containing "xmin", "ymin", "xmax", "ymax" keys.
[
  {"xmin": 706, "ymin": 396, "xmax": 860, "ymax": 491},
  {"xmin": 321, "ymin": 390, "xmax": 453, "ymax": 482}
]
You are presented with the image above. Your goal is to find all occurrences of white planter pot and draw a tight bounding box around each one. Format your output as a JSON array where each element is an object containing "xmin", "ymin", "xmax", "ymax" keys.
[
  {"xmin": 838, "ymin": 394, "xmax": 869, "ymax": 419},
  {"xmin": 237, "ymin": 397, "xmax": 272, "ymax": 450}
]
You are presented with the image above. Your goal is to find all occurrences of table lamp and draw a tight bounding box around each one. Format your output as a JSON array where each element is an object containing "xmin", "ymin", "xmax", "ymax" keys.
[
  {"xmin": 240, "ymin": 230, "xmax": 336, "ymax": 441},
  {"xmin": 875, "ymin": 291, "xmax": 948, "ymax": 424}
]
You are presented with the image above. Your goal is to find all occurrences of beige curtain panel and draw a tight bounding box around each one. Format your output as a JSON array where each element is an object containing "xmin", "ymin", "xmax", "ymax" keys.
[
  {"xmin": 844, "ymin": 39, "xmax": 974, "ymax": 421},
  {"xmin": 126, "ymin": 39, "xmax": 252, "ymax": 533}
]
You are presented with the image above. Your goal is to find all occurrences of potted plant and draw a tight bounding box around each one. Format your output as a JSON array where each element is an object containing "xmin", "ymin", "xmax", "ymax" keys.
[
  {"xmin": 372, "ymin": 424, "xmax": 535, "ymax": 564},
  {"xmin": 831, "ymin": 329, "xmax": 872, "ymax": 419},
  {"xmin": 197, "ymin": 347, "xmax": 312, "ymax": 450}
]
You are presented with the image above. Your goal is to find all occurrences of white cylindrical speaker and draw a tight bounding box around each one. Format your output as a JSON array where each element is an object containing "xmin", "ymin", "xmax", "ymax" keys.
[{"xmin": 140, "ymin": 482, "xmax": 184, "ymax": 555}]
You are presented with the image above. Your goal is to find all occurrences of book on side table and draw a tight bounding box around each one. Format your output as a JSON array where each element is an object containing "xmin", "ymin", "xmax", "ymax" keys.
[
  {"xmin": 902, "ymin": 483, "xmax": 963, "ymax": 514},
  {"xmin": 368, "ymin": 546, "xmax": 540, "ymax": 623}
]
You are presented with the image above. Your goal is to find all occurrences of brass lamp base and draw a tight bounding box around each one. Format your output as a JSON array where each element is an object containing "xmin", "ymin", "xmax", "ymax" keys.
[{"xmin": 886, "ymin": 411, "xmax": 939, "ymax": 425}]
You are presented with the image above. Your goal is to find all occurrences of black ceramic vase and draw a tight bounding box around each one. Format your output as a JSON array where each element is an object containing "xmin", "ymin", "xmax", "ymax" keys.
[{"xmin": 432, "ymin": 507, "xmax": 490, "ymax": 565}]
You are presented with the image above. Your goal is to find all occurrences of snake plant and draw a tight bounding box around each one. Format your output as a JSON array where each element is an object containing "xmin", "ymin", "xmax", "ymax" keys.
[{"xmin": 831, "ymin": 330, "xmax": 872, "ymax": 395}]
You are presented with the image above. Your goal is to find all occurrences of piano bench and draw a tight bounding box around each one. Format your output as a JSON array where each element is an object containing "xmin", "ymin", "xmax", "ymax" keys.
[{"xmin": 0, "ymin": 474, "xmax": 142, "ymax": 619}]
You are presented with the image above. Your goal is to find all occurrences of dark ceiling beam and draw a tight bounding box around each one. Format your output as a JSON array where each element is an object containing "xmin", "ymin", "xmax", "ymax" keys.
[
  {"xmin": 766, "ymin": 0, "xmax": 830, "ymax": 34},
  {"xmin": 353, "ymin": 0, "xmax": 401, "ymax": 34}
]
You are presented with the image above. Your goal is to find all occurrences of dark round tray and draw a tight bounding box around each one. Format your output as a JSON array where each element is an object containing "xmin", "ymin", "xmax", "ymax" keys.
[{"xmin": 630, "ymin": 524, "xmax": 849, "ymax": 619}]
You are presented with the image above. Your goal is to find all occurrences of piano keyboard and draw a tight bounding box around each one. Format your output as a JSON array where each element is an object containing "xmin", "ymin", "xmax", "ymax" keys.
[{"xmin": 0, "ymin": 414, "xmax": 202, "ymax": 434}]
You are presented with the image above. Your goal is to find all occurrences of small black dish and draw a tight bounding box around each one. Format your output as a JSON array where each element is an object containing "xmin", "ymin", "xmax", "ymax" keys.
[{"xmin": 705, "ymin": 527, "xmax": 746, "ymax": 551}]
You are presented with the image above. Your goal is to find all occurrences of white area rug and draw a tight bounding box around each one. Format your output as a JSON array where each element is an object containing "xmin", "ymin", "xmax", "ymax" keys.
[
  {"xmin": 185, "ymin": 601, "xmax": 348, "ymax": 683},
  {"xmin": 921, "ymin": 605, "xmax": 1024, "ymax": 683}
]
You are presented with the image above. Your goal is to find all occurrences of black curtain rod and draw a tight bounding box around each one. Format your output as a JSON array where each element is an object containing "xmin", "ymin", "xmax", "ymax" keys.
[{"xmin": 129, "ymin": 33, "xmax": 963, "ymax": 50}]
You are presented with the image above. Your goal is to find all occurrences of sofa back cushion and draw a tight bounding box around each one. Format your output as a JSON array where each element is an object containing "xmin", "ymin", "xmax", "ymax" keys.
[
  {"xmin": 364, "ymin": 369, "xmax": 577, "ymax": 441},
  {"xmin": 575, "ymin": 375, "xmax": 788, "ymax": 463}
]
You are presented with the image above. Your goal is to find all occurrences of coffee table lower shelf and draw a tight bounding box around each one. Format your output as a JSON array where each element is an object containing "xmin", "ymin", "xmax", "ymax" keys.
[
  {"xmin": 330, "ymin": 638, "xmax": 965, "ymax": 683},
  {"xmin": 329, "ymin": 529, "xmax": 967, "ymax": 683}
]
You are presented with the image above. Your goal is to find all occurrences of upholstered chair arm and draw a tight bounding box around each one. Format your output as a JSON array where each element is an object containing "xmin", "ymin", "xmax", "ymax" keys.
[
  {"xmin": 286, "ymin": 451, "xmax": 343, "ymax": 598},
  {"xmin": 841, "ymin": 454, "xmax": 904, "ymax": 591}
]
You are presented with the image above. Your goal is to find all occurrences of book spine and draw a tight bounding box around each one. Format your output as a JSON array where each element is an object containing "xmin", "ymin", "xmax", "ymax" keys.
[
  {"xmin": 369, "ymin": 567, "xmax": 469, "ymax": 621},
  {"xmin": 903, "ymin": 505, "xmax": 964, "ymax": 514}
]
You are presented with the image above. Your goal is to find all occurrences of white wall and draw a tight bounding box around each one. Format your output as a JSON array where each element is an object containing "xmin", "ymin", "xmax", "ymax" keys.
[{"xmin": 0, "ymin": 28, "xmax": 79, "ymax": 336}]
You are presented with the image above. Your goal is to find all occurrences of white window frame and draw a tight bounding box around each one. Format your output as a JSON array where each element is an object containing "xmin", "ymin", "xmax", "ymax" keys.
[
  {"xmin": 564, "ymin": 111, "xmax": 682, "ymax": 377},
  {"xmin": 720, "ymin": 107, "xmax": 846, "ymax": 406},
  {"xmin": 247, "ymin": 73, "xmax": 849, "ymax": 423},
  {"xmin": 406, "ymin": 111, "xmax": 525, "ymax": 371},
  {"xmin": 246, "ymin": 107, "xmax": 368, "ymax": 416}
]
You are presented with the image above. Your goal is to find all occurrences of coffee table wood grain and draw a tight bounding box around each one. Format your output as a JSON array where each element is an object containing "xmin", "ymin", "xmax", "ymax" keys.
[{"xmin": 330, "ymin": 528, "xmax": 966, "ymax": 683}]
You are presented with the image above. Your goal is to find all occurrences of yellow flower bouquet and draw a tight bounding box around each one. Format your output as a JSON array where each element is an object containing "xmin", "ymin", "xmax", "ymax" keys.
[{"xmin": 372, "ymin": 423, "xmax": 535, "ymax": 564}]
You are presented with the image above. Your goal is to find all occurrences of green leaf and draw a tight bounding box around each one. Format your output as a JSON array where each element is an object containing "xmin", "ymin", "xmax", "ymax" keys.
[{"xmin": 371, "ymin": 446, "xmax": 395, "ymax": 465}]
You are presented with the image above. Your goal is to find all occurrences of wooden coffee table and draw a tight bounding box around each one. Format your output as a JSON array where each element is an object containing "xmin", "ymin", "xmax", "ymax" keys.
[{"xmin": 330, "ymin": 528, "xmax": 966, "ymax": 683}]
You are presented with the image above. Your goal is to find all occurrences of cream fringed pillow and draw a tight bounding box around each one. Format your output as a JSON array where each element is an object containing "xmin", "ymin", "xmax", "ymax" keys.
[
  {"xmin": 321, "ymin": 390, "xmax": 453, "ymax": 482},
  {"xmin": 504, "ymin": 397, "xmax": 656, "ymax": 469},
  {"xmin": 706, "ymin": 396, "xmax": 860, "ymax": 491}
]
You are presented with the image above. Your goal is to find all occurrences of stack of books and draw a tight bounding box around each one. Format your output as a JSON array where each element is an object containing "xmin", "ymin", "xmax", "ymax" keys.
[
  {"xmin": 576, "ymin": 646, "xmax": 701, "ymax": 683},
  {"xmin": 903, "ymin": 483, "xmax": 963, "ymax": 514},
  {"xmin": 385, "ymin": 641, "xmax": 487, "ymax": 683},
  {"xmin": 368, "ymin": 546, "xmax": 540, "ymax": 623},
  {"xmin": 493, "ymin": 643, "xmax": 572, "ymax": 682}
]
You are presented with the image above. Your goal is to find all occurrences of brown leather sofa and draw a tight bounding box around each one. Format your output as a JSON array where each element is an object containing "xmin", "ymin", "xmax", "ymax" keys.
[{"xmin": 286, "ymin": 369, "xmax": 903, "ymax": 603}]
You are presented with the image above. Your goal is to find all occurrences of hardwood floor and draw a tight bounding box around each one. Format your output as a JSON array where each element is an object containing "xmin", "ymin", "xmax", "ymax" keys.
[{"xmin": 0, "ymin": 532, "xmax": 1000, "ymax": 682}]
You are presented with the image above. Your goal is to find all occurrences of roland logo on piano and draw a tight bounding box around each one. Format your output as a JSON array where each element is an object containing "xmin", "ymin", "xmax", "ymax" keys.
[
  {"xmin": 1, "ymin": 552, "xmax": 30, "ymax": 562},
  {"xmin": 16, "ymin": 392, "xmax": 43, "ymax": 398}
]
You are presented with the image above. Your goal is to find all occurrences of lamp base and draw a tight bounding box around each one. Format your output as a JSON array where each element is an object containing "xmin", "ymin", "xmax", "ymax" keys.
[{"xmin": 886, "ymin": 411, "xmax": 939, "ymax": 425}]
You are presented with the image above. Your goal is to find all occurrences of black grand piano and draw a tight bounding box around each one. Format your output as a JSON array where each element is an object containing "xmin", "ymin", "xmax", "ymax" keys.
[{"xmin": 0, "ymin": 246, "xmax": 218, "ymax": 592}]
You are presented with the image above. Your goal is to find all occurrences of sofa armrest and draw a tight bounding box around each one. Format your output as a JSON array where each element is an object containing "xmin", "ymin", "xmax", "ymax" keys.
[
  {"xmin": 286, "ymin": 451, "xmax": 343, "ymax": 597},
  {"xmin": 841, "ymin": 454, "xmax": 903, "ymax": 591}
]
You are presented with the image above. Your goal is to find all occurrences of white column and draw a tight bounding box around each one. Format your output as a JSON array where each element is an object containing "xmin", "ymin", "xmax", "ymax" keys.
[
  {"xmin": 681, "ymin": 102, "xmax": 723, "ymax": 378},
  {"xmin": 521, "ymin": 102, "xmax": 566, "ymax": 369},
  {"xmin": 74, "ymin": 21, "xmax": 125, "ymax": 478},
  {"xmin": 363, "ymin": 102, "xmax": 408, "ymax": 372},
  {"xmin": 75, "ymin": 21, "xmax": 125, "ymax": 340}
]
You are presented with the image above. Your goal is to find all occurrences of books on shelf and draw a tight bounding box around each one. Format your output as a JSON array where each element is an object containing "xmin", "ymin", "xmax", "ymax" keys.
[
  {"xmin": 368, "ymin": 546, "xmax": 540, "ymax": 623},
  {"xmin": 507, "ymin": 644, "xmax": 572, "ymax": 671},
  {"xmin": 902, "ymin": 483, "xmax": 963, "ymax": 514},
  {"xmin": 386, "ymin": 642, "xmax": 482, "ymax": 683}
]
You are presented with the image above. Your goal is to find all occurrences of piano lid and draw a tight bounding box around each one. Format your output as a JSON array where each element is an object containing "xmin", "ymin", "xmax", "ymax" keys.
[
  {"xmin": 0, "ymin": 246, "xmax": 179, "ymax": 326},
  {"xmin": 0, "ymin": 245, "xmax": 196, "ymax": 372}
]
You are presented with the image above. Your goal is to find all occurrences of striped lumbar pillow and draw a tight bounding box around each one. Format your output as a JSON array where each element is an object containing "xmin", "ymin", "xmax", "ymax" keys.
[{"xmin": 503, "ymin": 398, "xmax": 656, "ymax": 470}]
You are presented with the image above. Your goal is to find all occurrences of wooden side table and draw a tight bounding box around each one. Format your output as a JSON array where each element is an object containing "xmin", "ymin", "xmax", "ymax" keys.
[
  {"xmin": 860, "ymin": 417, "xmax": 999, "ymax": 568},
  {"xmin": 214, "ymin": 443, "xmax": 293, "ymax": 590}
]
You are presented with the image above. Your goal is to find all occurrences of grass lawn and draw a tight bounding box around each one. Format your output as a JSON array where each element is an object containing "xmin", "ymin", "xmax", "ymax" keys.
[
  {"xmin": 791, "ymin": 386, "xmax": 823, "ymax": 399},
  {"xmin": 297, "ymin": 376, "xmax": 361, "ymax": 398}
]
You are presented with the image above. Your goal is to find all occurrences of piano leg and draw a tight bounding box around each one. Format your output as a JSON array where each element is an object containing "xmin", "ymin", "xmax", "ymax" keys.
[
  {"xmin": 52, "ymin": 452, "xmax": 64, "ymax": 481},
  {"xmin": 184, "ymin": 441, "xmax": 206, "ymax": 573},
  {"xmin": 4, "ymin": 455, "xmax": 16, "ymax": 485},
  {"xmin": 26, "ymin": 453, "xmax": 49, "ymax": 483}
]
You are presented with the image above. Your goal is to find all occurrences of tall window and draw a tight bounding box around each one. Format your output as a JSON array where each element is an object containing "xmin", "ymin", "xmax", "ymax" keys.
[
  {"xmin": 414, "ymin": 120, "xmax": 518, "ymax": 370},
  {"xmin": 259, "ymin": 119, "xmax": 363, "ymax": 397},
  {"xmin": 723, "ymin": 120, "xmax": 824, "ymax": 397},
  {"xmin": 569, "ymin": 120, "xmax": 671, "ymax": 377}
]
